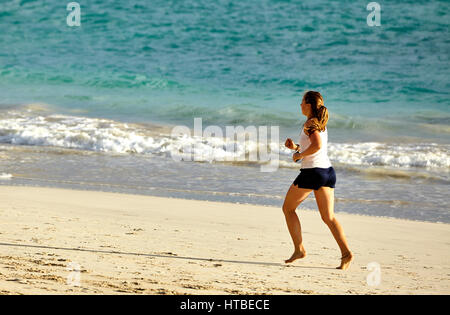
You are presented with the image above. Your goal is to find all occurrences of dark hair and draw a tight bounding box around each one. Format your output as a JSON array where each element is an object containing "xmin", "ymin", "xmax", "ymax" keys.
[{"xmin": 303, "ymin": 91, "xmax": 329, "ymax": 135}]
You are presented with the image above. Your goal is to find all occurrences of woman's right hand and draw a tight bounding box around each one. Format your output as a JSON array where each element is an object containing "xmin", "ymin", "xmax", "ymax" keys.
[{"xmin": 285, "ymin": 138, "xmax": 296, "ymax": 150}]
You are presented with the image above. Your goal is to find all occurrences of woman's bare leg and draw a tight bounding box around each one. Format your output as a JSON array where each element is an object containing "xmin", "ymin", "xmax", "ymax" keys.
[
  {"xmin": 282, "ymin": 184, "xmax": 312, "ymax": 263},
  {"xmin": 314, "ymin": 187, "xmax": 353, "ymax": 270}
]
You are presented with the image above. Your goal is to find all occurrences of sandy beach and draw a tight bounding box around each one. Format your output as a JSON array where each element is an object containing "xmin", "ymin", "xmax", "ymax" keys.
[{"xmin": 0, "ymin": 185, "xmax": 448, "ymax": 295}]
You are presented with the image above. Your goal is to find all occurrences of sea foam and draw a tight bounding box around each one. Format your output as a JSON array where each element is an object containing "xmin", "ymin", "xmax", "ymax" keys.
[{"xmin": 0, "ymin": 112, "xmax": 449, "ymax": 171}]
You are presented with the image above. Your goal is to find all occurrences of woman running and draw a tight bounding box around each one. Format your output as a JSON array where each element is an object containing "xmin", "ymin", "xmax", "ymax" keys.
[{"xmin": 283, "ymin": 91, "xmax": 353, "ymax": 270}]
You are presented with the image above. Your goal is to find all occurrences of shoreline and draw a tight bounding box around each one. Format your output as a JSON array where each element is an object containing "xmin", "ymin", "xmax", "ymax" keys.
[{"xmin": 0, "ymin": 185, "xmax": 449, "ymax": 295}]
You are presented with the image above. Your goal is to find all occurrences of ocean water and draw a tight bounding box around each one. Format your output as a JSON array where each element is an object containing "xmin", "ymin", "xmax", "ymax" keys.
[{"xmin": 0, "ymin": 0, "xmax": 449, "ymax": 222}]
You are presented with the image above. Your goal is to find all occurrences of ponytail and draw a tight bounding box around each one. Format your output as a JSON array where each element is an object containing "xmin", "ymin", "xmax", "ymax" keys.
[
  {"xmin": 303, "ymin": 91, "xmax": 328, "ymax": 136},
  {"xmin": 316, "ymin": 105, "xmax": 329, "ymax": 131}
]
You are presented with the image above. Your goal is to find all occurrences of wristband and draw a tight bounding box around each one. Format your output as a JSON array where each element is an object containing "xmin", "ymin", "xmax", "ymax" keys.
[{"xmin": 294, "ymin": 151, "xmax": 302, "ymax": 163}]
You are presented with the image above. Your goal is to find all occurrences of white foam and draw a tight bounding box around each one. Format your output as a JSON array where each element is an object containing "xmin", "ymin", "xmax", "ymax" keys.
[
  {"xmin": 328, "ymin": 142, "xmax": 450, "ymax": 169},
  {"xmin": 0, "ymin": 112, "xmax": 449, "ymax": 171},
  {"xmin": 0, "ymin": 173, "xmax": 12, "ymax": 180}
]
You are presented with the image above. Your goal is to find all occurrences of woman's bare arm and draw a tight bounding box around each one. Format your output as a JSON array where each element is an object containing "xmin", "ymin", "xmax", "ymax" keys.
[{"xmin": 285, "ymin": 138, "xmax": 300, "ymax": 151}]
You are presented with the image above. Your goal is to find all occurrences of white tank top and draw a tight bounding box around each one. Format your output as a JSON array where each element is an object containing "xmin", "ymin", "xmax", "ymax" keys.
[{"xmin": 298, "ymin": 127, "xmax": 332, "ymax": 169}]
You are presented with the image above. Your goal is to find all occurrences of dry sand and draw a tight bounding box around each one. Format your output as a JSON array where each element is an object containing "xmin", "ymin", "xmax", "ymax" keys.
[{"xmin": 0, "ymin": 186, "xmax": 448, "ymax": 295}]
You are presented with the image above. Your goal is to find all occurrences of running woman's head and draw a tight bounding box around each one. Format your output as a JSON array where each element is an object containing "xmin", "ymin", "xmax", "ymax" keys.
[{"xmin": 300, "ymin": 91, "xmax": 329, "ymax": 135}]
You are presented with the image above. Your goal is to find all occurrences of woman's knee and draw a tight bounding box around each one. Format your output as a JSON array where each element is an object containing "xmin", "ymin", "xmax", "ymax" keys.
[
  {"xmin": 321, "ymin": 214, "xmax": 336, "ymax": 225},
  {"xmin": 282, "ymin": 203, "xmax": 295, "ymax": 215}
]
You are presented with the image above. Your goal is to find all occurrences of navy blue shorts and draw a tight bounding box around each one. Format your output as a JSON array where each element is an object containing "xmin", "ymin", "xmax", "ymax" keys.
[{"xmin": 293, "ymin": 167, "xmax": 336, "ymax": 190}]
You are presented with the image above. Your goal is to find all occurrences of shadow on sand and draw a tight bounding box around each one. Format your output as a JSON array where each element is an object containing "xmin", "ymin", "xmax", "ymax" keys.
[{"xmin": 0, "ymin": 242, "xmax": 334, "ymax": 270}]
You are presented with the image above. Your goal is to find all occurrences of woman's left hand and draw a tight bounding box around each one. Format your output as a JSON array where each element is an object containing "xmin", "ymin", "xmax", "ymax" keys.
[{"xmin": 293, "ymin": 152, "xmax": 303, "ymax": 162}]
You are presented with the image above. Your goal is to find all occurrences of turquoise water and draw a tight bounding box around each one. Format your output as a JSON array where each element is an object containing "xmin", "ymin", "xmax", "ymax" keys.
[
  {"xmin": 0, "ymin": 0, "xmax": 449, "ymax": 222},
  {"xmin": 1, "ymin": 0, "xmax": 449, "ymax": 139}
]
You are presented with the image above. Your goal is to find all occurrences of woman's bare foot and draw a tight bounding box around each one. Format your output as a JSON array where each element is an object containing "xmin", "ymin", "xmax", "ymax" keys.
[
  {"xmin": 284, "ymin": 248, "xmax": 307, "ymax": 264},
  {"xmin": 336, "ymin": 252, "xmax": 353, "ymax": 270}
]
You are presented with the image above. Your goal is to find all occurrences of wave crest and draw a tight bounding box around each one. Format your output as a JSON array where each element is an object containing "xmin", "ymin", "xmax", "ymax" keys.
[{"xmin": 0, "ymin": 111, "xmax": 448, "ymax": 174}]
